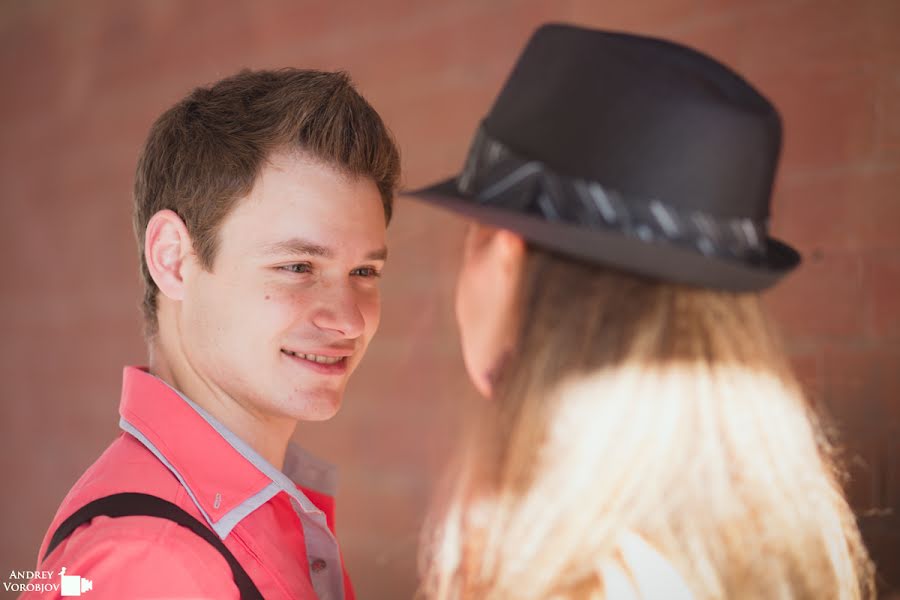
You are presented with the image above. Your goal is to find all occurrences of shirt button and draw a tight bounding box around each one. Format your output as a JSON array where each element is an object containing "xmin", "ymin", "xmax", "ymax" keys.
[{"xmin": 310, "ymin": 559, "xmax": 327, "ymax": 573}]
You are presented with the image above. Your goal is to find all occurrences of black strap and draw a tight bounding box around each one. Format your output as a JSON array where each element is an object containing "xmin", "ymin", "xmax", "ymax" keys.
[{"xmin": 43, "ymin": 492, "xmax": 263, "ymax": 600}]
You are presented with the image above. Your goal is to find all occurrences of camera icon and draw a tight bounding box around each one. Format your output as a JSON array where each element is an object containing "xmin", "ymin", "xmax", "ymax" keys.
[{"xmin": 60, "ymin": 573, "xmax": 93, "ymax": 596}]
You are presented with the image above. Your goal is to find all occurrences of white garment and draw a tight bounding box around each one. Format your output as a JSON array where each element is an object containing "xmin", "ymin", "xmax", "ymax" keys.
[{"xmin": 599, "ymin": 532, "xmax": 695, "ymax": 600}]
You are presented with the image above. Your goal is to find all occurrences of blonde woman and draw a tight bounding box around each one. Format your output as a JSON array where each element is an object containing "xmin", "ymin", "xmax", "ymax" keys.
[{"xmin": 409, "ymin": 24, "xmax": 874, "ymax": 599}]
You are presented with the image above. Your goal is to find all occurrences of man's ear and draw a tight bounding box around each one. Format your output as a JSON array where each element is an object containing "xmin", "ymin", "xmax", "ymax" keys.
[{"xmin": 144, "ymin": 210, "xmax": 193, "ymax": 301}]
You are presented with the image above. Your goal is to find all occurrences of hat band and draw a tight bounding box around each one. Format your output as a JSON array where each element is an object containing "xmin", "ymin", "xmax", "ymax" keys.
[{"xmin": 455, "ymin": 125, "xmax": 768, "ymax": 263}]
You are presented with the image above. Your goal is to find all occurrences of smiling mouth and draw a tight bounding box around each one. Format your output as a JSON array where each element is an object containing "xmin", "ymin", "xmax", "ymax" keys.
[{"xmin": 281, "ymin": 349, "xmax": 348, "ymax": 366}]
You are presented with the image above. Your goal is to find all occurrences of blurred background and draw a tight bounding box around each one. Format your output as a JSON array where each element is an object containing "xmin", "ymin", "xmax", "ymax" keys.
[{"xmin": 1, "ymin": 0, "xmax": 898, "ymax": 598}]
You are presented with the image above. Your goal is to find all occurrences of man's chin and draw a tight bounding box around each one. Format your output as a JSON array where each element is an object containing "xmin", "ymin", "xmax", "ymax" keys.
[
  {"xmin": 282, "ymin": 388, "xmax": 344, "ymax": 422},
  {"xmin": 298, "ymin": 403, "xmax": 342, "ymax": 422}
]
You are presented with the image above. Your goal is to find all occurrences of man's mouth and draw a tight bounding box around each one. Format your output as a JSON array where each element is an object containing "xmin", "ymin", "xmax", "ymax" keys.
[
  {"xmin": 280, "ymin": 349, "xmax": 352, "ymax": 374},
  {"xmin": 281, "ymin": 350, "xmax": 345, "ymax": 365}
]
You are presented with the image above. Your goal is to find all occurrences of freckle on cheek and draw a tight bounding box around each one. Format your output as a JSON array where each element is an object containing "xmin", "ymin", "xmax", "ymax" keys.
[{"xmin": 265, "ymin": 295, "xmax": 270, "ymax": 300}]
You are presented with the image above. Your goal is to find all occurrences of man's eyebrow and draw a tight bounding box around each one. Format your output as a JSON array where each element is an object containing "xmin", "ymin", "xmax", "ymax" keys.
[
  {"xmin": 261, "ymin": 238, "xmax": 388, "ymax": 261},
  {"xmin": 366, "ymin": 247, "xmax": 388, "ymax": 261},
  {"xmin": 261, "ymin": 238, "xmax": 333, "ymax": 258}
]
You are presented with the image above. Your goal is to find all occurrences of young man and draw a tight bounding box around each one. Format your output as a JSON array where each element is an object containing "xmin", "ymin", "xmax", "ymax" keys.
[{"xmin": 25, "ymin": 69, "xmax": 399, "ymax": 599}]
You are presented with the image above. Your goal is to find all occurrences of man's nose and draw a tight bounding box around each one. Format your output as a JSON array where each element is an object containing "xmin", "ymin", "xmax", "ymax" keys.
[{"xmin": 310, "ymin": 283, "xmax": 366, "ymax": 339}]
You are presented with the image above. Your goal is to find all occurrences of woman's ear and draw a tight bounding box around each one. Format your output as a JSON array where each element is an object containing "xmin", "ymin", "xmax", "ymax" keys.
[
  {"xmin": 144, "ymin": 209, "xmax": 194, "ymax": 302},
  {"xmin": 461, "ymin": 224, "xmax": 525, "ymax": 273},
  {"xmin": 456, "ymin": 224, "xmax": 526, "ymax": 398},
  {"xmin": 492, "ymin": 228, "xmax": 526, "ymax": 273}
]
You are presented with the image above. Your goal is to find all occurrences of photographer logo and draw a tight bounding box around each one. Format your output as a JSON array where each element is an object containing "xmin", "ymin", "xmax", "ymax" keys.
[
  {"xmin": 59, "ymin": 567, "xmax": 93, "ymax": 596},
  {"xmin": 4, "ymin": 567, "xmax": 94, "ymax": 595}
]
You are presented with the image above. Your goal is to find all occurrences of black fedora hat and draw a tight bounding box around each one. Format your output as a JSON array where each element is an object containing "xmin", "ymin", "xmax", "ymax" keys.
[{"xmin": 406, "ymin": 23, "xmax": 800, "ymax": 291}]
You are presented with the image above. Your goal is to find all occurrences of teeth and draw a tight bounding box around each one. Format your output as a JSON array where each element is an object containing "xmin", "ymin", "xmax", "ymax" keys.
[{"xmin": 283, "ymin": 350, "xmax": 343, "ymax": 365}]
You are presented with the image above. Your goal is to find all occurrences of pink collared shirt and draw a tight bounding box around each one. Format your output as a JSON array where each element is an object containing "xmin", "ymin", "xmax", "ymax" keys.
[{"xmin": 25, "ymin": 367, "xmax": 355, "ymax": 599}]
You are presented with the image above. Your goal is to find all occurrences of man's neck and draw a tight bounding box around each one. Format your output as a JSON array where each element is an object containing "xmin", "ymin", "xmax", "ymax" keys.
[{"xmin": 148, "ymin": 344, "xmax": 296, "ymax": 471}]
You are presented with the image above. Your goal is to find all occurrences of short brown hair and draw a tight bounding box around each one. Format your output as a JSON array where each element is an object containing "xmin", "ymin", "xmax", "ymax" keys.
[{"xmin": 133, "ymin": 68, "xmax": 400, "ymax": 336}]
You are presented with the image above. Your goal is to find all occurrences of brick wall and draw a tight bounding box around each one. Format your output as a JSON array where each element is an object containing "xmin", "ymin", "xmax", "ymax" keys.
[{"xmin": 1, "ymin": 1, "xmax": 897, "ymax": 597}]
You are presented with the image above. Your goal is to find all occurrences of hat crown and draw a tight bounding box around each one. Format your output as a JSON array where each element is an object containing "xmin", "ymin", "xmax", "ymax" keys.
[
  {"xmin": 408, "ymin": 23, "xmax": 800, "ymax": 291},
  {"xmin": 482, "ymin": 24, "xmax": 782, "ymax": 221}
]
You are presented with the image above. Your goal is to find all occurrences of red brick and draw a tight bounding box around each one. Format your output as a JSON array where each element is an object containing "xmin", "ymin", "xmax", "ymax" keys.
[
  {"xmin": 876, "ymin": 343, "xmax": 900, "ymax": 424},
  {"xmin": 725, "ymin": 1, "xmax": 884, "ymax": 172},
  {"xmin": 570, "ymin": 0, "xmax": 693, "ymax": 30},
  {"xmin": 764, "ymin": 252, "xmax": 866, "ymax": 341},
  {"xmin": 870, "ymin": 0, "xmax": 900, "ymax": 68},
  {"xmin": 772, "ymin": 167, "xmax": 900, "ymax": 253},
  {"xmin": 386, "ymin": 82, "xmax": 497, "ymax": 187},
  {"xmin": 65, "ymin": 1, "xmax": 269, "ymax": 100},
  {"xmin": 760, "ymin": 64, "xmax": 877, "ymax": 174},
  {"xmin": 863, "ymin": 253, "xmax": 900, "ymax": 340},
  {"xmin": 821, "ymin": 343, "xmax": 884, "ymax": 426},
  {"xmin": 569, "ymin": 0, "xmax": 755, "ymax": 69},
  {"xmin": 787, "ymin": 347, "xmax": 824, "ymax": 408},
  {"xmin": 840, "ymin": 425, "xmax": 895, "ymax": 512},
  {"xmin": 0, "ymin": 7, "xmax": 68, "ymax": 119},
  {"xmin": 574, "ymin": 1, "xmax": 881, "ymax": 175},
  {"xmin": 874, "ymin": 71, "xmax": 900, "ymax": 163},
  {"xmin": 736, "ymin": 0, "xmax": 885, "ymax": 73}
]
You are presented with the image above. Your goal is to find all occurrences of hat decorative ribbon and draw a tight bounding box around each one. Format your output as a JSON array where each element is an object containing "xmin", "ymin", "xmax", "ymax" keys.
[{"xmin": 458, "ymin": 125, "xmax": 768, "ymax": 265}]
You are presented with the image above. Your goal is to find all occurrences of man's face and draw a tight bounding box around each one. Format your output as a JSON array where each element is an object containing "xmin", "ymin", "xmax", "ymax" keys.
[{"xmin": 180, "ymin": 151, "xmax": 387, "ymax": 422}]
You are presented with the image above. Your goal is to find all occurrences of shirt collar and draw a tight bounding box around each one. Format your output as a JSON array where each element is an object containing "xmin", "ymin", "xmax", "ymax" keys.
[{"xmin": 118, "ymin": 366, "xmax": 337, "ymax": 538}]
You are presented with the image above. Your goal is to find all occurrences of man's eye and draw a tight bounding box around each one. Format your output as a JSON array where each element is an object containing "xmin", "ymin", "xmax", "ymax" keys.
[
  {"xmin": 281, "ymin": 263, "xmax": 312, "ymax": 274},
  {"xmin": 352, "ymin": 266, "xmax": 381, "ymax": 278}
]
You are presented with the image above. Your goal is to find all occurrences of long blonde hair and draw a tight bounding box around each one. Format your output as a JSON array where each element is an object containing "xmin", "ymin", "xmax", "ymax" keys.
[{"xmin": 422, "ymin": 248, "xmax": 873, "ymax": 599}]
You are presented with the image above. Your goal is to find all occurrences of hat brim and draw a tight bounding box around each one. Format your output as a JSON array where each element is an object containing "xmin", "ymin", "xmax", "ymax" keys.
[{"xmin": 405, "ymin": 177, "xmax": 800, "ymax": 292}]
